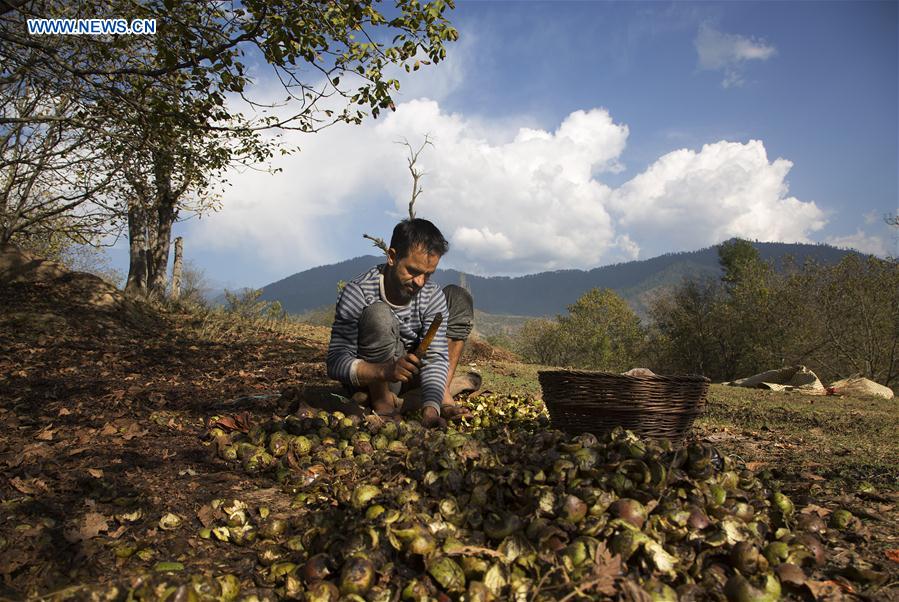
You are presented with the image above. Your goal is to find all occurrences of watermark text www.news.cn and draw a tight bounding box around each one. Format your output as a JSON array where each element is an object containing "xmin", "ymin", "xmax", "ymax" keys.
[{"xmin": 27, "ymin": 18, "xmax": 156, "ymax": 35}]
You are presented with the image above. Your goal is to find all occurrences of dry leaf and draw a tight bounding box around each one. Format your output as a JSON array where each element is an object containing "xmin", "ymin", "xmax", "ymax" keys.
[
  {"xmin": 196, "ymin": 505, "xmax": 216, "ymax": 528},
  {"xmin": 99, "ymin": 423, "xmax": 118, "ymax": 436},
  {"xmin": 121, "ymin": 422, "xmax": 147, "ymax": 440},
  {"xmin": 81, "ymin": 512, "xmax": 109, "ymax": 539},
  {"xmin": 886, "ymin": 549, "xmax": 899, "ymax": 563},
  {"xmin": 745, "ymin": 461, "xmax": 766, "ymax": 471},
  {"xmin": 805, "ymin": 579, "xmax": 852, "ymax": 601},
  {"xmin": 619, "ymin": 579, "xmax": 651, "ymax": 602},
  {"xmin": 34, "ymin": 425, "xmax": 55, "ymax": 441},
  {"xmin": 87, "ymin": 468, "xmax": 104, "ymax": 478},
  {"xmin": 801, "ymin": 504, "xmax": 833, "ymax": 517},
  {"xmin": 65, "ymin": 512, "xmax": 110, "ymax": 543},
  {"xmin": 208, "ymin": 412, "xmax": 252, "ymax": 433},
  {"xmin": 108, "ymin": 525, "xmax": 128, "ymax": 539},
  {"xmin": 58, "ymin": 408, "xmax": 72, "ymax": 416},
  {"xmin": 75, "ymin": 428, "xmax": 96, "ymax": 445},
  {"xmin": 9, "ymin": 477, "xmax": 46, "ymax": 495},
  {"xmin": 585, "ymin": 541, "xmax": 622, "ymax": 597}
]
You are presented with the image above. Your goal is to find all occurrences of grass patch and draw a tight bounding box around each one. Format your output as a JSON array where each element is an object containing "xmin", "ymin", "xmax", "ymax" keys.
[
  {"xmin": 471, "ymin": 362, "xmax": 899, "ymax": 490},
  {"xmin": 160, "ymin": 300, "xmax": 332, "ymax": 345},
  {"xmin": 700, "ymin": 385, "xmax": 899, "ymax": 488},
  {"xmin": 468, "ymin": 360, "xmax": 545, "ymax": 397}
]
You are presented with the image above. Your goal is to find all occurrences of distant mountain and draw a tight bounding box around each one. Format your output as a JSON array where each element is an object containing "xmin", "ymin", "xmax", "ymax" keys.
[{"xmin": 260, "ymin": 242, "xmax": 859, "ymax": 319}]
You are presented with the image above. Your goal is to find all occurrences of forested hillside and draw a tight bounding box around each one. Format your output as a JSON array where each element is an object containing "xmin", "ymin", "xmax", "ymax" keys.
[{"xmin": 260, "ymin": 241, "xmax": 857, "ymax": 318}]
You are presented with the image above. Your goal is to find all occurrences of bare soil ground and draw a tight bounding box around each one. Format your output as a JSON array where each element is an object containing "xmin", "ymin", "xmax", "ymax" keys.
[{"xmin": 0, "ymin": 277, "xmax": 331, "ymax": 599}]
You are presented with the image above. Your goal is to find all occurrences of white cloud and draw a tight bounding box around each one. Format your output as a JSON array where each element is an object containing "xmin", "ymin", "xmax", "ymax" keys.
[
  {"xmin": 373, "ymin": 103, "xmax": 629, "ymax": 274},
  {"xmin": 695, "ymin": 24, "xmax": 776, "ymax": 88},
  {"xmin": 610, "ymin": 140, "xmax": 826, "ymax": 253},
  {"xmin": 863, "ymin": 210, "xmax": 881, "ymax": 225},
  {"xmin": 826, "ymin": 229, "xmax": 894, "ymax": 257},
  {"xmin": 189, "ymin": 98, "xmax": 828, "ymax": 279}
]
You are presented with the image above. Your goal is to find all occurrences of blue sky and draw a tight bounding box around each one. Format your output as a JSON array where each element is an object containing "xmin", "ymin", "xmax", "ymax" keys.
[{"xmin": 112, "ymin": 0, "xmax": 898, "ymax": 289}]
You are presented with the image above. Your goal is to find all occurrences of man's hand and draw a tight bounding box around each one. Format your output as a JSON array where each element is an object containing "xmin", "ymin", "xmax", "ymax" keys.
[
  {"xmin": 421, "ymin": 406, "xmax": 447, "ymax": 429},
  {"xmin": 382, "ymin": 353, "xmax": 420, "ymax": 383}
]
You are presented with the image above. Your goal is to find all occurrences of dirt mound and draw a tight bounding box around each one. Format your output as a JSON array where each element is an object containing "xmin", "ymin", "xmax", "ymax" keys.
[
  {"xmin": 0, "ymin": 248, "xmax": 327, "ymax": 598},
  {"xmin": 0, "ymin": 244, "xmax": 122, "ymax": 307},
  {"xmin": 461, "ymin": 334, "xmax": 520, "ymax": 363},
  {"xmin": 0, "ymin": 245, "xmax": 159, "ymax": 338}
]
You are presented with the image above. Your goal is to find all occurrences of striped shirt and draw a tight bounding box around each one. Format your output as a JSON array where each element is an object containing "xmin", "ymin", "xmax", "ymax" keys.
[{"xmin": 327, "ymin": 264, "xmax": 449, "ymax": 412}]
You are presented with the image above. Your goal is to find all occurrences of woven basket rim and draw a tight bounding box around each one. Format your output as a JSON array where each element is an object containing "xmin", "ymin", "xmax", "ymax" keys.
[{"xmin": 538, "ymin": 369, "xmax": 710, "ymax": 384}]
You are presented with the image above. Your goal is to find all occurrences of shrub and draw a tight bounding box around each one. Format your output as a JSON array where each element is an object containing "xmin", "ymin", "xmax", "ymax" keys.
[{"xmin": 515, "ymin": 288, "xmax": 645, "ymax": 372}]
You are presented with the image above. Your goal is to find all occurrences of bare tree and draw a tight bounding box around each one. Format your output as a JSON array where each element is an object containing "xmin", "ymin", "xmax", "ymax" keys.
[
  {"xmin": 170, "ymin": 236, "xmax": 184, "ymax": 300},
  {"xmin": 1, "ymin": 81, "xmax": 117, "ymax": 247},
  {"xmin": 363, "ymin": 134, "xmax": 433, "ymax": 254}
]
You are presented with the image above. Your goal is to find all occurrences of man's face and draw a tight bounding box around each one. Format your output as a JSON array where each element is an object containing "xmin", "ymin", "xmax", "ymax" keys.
[{"xmin": 386, "ymin": 244, "xmax": 440, "ymax": 303}]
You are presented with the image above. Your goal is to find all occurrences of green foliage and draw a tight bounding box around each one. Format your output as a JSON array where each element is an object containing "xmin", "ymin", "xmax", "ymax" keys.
[
  {"xmin": 296, "ymin": 304, "xmax": 337, "ymax": 327},
  {"xmin": 783, "ymin": 255, "xmax": 899, "ymax": 386},
  {"xmin": 718, "ymin": 238, "xmax": 761, "ymax": 286},
  {"xmin": 515, "ymin": 289, "xmax": 644, "ymax": 371},
  {"xmin": 649, "ymin": 241, "xmax": 782, "ymax": 380},
  {"xmin": 223, "ymin": 289, "xmax": 286, "ymax": 322},
  {"xmin": 715, "ymin": 249, "xmax": 780, "ymax": 377},
  {"xmin": 557, "ymin": 288, "xmax": 645, "ymax": 371},
  {"xmin": 4, "ymin": 1, "xmax": 459, "ymax": 133},
  {"xmin": 3, "ymin": 0, "xmax": 459, "ymax": 295},
  {"xmin": 649, "ymin": 252, "xmax": 899, "ymax": 387},
  {"xmin": 514, "ymin": 318, "xmax": 566, "ymax": 366},
  {"xmin": 484, "ymin": 331, "xmax": 515, "ymax": 351},
  {"xmin": 646, "ymin": 278, "xmax": 724, "ymax": 376}
]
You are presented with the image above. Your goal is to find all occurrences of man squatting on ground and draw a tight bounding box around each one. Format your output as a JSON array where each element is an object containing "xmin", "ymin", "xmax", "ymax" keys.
[{"xmin": 326, "ymin": 219, "xmax": 474, "ymax": 429}]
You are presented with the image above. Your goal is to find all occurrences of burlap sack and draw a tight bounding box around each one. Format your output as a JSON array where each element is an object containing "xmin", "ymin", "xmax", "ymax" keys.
[
  {"xmin": 728, "ymin": 365, "xmax": 826, "ymax": 395},
  {"xmin": 828, "ymin": 377, "xmax": 894, "ymax": 400}
]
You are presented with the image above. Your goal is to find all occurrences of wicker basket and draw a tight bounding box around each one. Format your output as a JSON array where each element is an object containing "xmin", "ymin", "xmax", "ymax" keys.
[{"xmin": 538, "ymin": 370, "xmax": 710, "ymax": 441}]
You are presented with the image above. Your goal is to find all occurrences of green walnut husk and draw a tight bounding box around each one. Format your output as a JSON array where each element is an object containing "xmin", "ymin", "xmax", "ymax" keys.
[
  {"xmin": 350, "ymin": 484, "xmax": 380, "ymax": 509},
  {"xmin": 306, "ymin": 580, "xmax": 340, "ymax": 602},
  {"xmin": 829, "ymin": 508, "xmax": 854, "ymax": 529},
  {"xmin": 158, "ymin": 513, "xmax": 183, "ymax": 531},
  {"xmin": 724, "ymin": 573, "xmax": 781, "ymax": 602},
  {"xmin": 340, "ymin": 556, "xmax": 375, "ymax": 595},
  {"xmin": 428, "ymin": 557, "xmax": 466, "ymax": 593},
  {"xmin": 192, "ymin": 394, "xmax": 857, "ymax": 602},
  {"xmin": 268, "ymin": 431, "xmax": 291, "ymax": 457}
]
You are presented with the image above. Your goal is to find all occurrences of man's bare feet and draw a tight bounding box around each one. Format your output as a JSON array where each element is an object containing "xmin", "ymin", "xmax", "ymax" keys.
[
  {"xmin": 371, "ymin": 392, "xmax": 401, "ymax": 420},
  {"xmin": 421, "ymin": 406, "xmax": 447, "ymax": 429}
]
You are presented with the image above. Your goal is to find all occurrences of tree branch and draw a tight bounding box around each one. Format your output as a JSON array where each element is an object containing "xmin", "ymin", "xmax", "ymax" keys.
[
  {"xmin": 362, "ymin": 233, "xmax": 388, "ymax": 255},
  {"xmin": 395, "ymin": 134, "xmax": 433, "ymax": 220}
]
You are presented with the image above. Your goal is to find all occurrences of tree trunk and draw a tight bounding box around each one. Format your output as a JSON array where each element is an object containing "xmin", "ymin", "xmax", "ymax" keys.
[
  {"xmin": 170, "ymin": 236, "xmax": 183, "ymax": 300},
  {"xmin": 124, "ymin": 201, "xmax": 148, "ymax": 296},
  {"xmin": 146, "ymin": 147, "xmax": 177, "ymax": 298}
]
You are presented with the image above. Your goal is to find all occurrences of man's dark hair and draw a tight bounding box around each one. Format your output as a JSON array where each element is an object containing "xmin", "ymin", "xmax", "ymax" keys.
[{"xmin": 389, "ymin": 218, "xmax": 449, "ymax": 259}]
